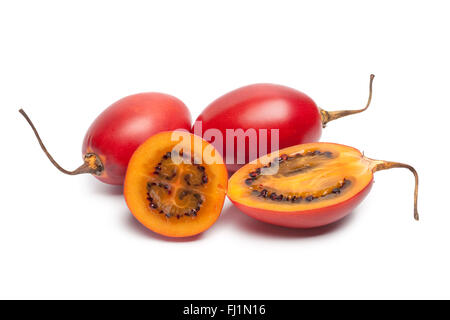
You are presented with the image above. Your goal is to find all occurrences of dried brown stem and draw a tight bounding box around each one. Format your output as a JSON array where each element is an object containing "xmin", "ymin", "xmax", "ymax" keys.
[
  {"xmin": 19, "ymin": 109, "xmax": 103, "ymax": 176},
  {"xmin": 371, "ymin": 159, "xmax": 419, "ymax": 221},
  {"xmin": 320, "ymin": 74, "xmax": 375, "ymax": 128}
]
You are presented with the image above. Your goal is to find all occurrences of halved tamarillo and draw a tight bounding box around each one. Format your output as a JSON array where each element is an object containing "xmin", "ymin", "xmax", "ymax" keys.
[
  {"xmin": 124, "ymin": 131, "xmax": 228, "ymax": 237},
  {"xmin": 19, "ymin": 93, "xmax": 191, "ymax": 185},
  {"xmin": 228, "ymin": 142, "xmax": 419, "ymax": 228},
  {"xmin": 194, "ymin": 75, "xmax": 375, "ymax": 173}
]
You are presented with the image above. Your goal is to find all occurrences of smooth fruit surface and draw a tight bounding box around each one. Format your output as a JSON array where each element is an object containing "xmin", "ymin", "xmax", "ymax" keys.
[
  {"xmin": 228, "ymin": 143, "xmax": 375, "ymax": 228},
  {"xmin": 194, "ymin": 84, "xmax": 322, "ymax": 173},
  {"xmin": 124, "ymin": 131, "xmax": 228, "ymax": 237},
  {"xmin": 83, "ymin": 93, "xmax": 191, "ymax": 185}
]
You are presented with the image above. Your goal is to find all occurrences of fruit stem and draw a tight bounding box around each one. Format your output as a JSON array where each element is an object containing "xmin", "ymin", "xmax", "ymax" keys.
[
  {"xmin": 320, "ymin": 74, "xmax": 375, "ymax": 128},
  {"xmin": 19, "ymin": 109, "xmax": 104, "ymax": 176},
  {"xmin": 369, "ymin": 158, "xmax": 419, "ymax": 221}
]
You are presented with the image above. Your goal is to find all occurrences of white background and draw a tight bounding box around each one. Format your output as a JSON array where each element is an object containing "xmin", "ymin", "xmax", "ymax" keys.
[{"xmin": 0, "ymin": 0, "xmax": 448, "ymax": 299}]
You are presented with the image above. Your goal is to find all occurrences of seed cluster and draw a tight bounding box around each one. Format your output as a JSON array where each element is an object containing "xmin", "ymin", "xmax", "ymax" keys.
[
  {"xmin": 177, "ymin": 189, "xmax": 203, "ymax": 217},
  {"xmin": 183, "ymin": 165, "xmax": 208, "ymax": 187},
  {"xmin": 146, "ymin": 182, "xmax": 205, "ymax": 219},
  {"xmin": 153, "ymin": 152, "xmax": 177, "ymax": 180},
  {"xmin": 245, "ymin": 150, "xmax": 333, "ymax": 186},
  {"xmin": 250, "ymin": 179, "xmax": 351, "ymax": 203},
  {"xmin": 244, "ymin": 150, "xmax": 350, "ymax": 203},
  {"xmin": 147, "ymin": 150, "xmax": 208, "ymax": 219}
]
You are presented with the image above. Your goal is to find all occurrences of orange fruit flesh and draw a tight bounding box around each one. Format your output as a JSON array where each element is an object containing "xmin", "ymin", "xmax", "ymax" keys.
[
  {"xmin": 228, "ymin": 143, "xmax": 375, "ymax": 212},
  {"xmin": 124, "ymin": 131, "xmax": 228, "ymax": 237}
]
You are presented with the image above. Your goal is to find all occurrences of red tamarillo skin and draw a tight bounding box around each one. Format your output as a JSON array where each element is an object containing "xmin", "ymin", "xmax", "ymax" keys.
[
  {"xmin": 194, "ymin": 75, "xmax": 374, "ymax": 173},
  {"xmin": 82, "ymin": 93, "xmax": 192, "ymax": 185},
  {"xmin": 195, "ymin": 84, "xmax": 322, "ymax": 172}
]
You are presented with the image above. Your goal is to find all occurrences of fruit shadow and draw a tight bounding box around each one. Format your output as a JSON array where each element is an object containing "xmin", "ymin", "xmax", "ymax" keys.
[
  {"xmin": 216, "ymin": 203, "xmax": 356, "ymax": 239},
  {"xmin": 125, "ymin": 213, "xmax": 204, "ymax": 243},
  {"xmin": 87, "ymin": 180, "xmax": 124, "ymax": 196}
]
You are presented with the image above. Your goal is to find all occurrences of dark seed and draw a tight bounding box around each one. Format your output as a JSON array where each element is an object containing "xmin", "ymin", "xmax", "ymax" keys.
[
  {"xmin": 194, "ymin": 193, "xmax": 203, "ymax": 204},
  {"xmin": 165, "ymin": 213, "xmax": 172, "ymax": 218},
  {"xmin": 197, "ymin": 166, "xmax": 205, "ymax": 172},
  {"xmin": 293, "ymin": 196, "xmax": 302, "ymax": 203},
  {"xmin": 277, "ymin": 195, "xmax": 283, "ymax": 201},
  {"xmin": 202, "ymin": 175, "xmax": 208, "ymax": 184},
  {"xmin": 150, "ymin": 203, "xmax": 158, "ymax": 209},
  {"xmin": 179, "ymin": 190, "xmax": 188, "ymax": 199},
  {"xmin": 176, "ymin": 215, "xmax": 181, "ymax": 219},
  {"xmin": 184, "ymin": 175, "xmax": 191, "ymax": 185},
  {"xmin": 324, "ymin": 151, "xmax": 332, "ymax": 158},
  {"xmin": 245, "ymin": 178, "xmax": 254, "ymax": 186},
  {"xmin": 260, "ymin": 189, "xmax": 268, "ymax": 198},
  {"xmin": 270, "ymin": 193, "xmax": 278, "ymax": 200},
  {"xmin": 305, "ymin": 195, "xmax": 314, "ymax": 202},
  {"xmin": 332, "ymin": 188, "xmax": 341, "ymax": 194},
  {"xmin": 249, "ymin": 172, "xmax": 258, "ymax": 178},
  {"xmin": 313, "ymin": 150, "xmax": 321, "ymax": 155},
  {"xmin": 163, "ymin": 152, "xmax": 171, "ymax": 159}
]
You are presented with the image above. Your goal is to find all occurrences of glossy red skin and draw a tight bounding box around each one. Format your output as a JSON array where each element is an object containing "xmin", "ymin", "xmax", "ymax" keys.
[
  {"xmin": 230, "ymin": 180, "xmax": 373, "ymax": 228},
  {"xmin": 82, "ymin": 93, "xmax": 191, "ymax": 185},
  {"xmin": 194, "ymin": 84, "xmax": 322, "ymax": 172}
]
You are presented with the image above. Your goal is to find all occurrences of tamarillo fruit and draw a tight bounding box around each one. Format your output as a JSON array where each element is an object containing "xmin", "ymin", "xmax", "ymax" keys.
[
  {"xmin": 194, "ymin": 75, "xmax": 375, "ymax": 173},
  {"xmin": 20, "ymin": 93, "xmax": 192, "ymax": 185},
  {"xmin": 228, "ymin": 142, "xmax": 419, "ymax": 228},
  {"xmin": 124, "ymin": 131, "xmax": 228, "ymax": 237}
]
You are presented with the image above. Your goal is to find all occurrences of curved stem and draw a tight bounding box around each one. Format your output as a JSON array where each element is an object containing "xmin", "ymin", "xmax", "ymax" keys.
[
  {"xmin": 19, "ymin": 109, "xmax": 104, "ymax": 176},
  {"xmin": 320, "ymin": 74, "xmax": 375, "ymax": 128},
  {"xmin": 370, "ymin": 159, "xmax": 419, "ymax": 221}
]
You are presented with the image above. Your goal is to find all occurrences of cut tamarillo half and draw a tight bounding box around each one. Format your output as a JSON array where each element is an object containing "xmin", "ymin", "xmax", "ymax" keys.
[
  {"xmin": 194, "ymin": 75, "xmax": 375, "ymax": 173},
  {"xmin": 228, "ymin": 142, "xmax": 419, "ymax": 228},
  {"xmin": 124, "ymin": 131, "xmax": 228, "ymax": 237},
  {"xmin": 19, "ymin": 93, "xmax": 191, "ymax": 185}
]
